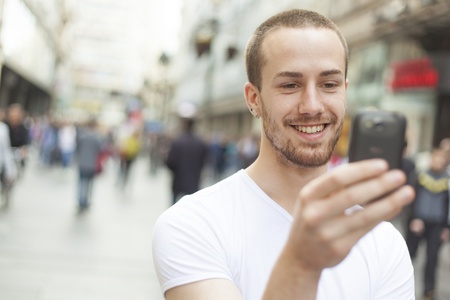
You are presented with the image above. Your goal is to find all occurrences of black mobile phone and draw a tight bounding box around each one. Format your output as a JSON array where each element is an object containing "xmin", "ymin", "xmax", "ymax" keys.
[{"xmin": 348, "ymin": 110, "xmax": 406, "ymax": 170}]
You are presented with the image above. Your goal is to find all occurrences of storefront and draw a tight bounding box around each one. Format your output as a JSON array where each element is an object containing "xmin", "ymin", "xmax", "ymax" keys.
[
  {"xmin": 0, "ymin": 0, "xmax": 56, "ymax": 116},
  {"xmin": 429, "ymin": 54, "xmax": 450, "ymax": 146},
  {"xmin": 371, "ymin": 0, "xmax": 450, "ymax": 150},
  {"xmin": 0, "ymin": 65, "xmax": 51, "ymax": 115}
]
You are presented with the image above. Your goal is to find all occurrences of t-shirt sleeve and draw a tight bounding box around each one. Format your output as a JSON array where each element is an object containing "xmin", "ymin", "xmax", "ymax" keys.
[
  {"xmin": 152, "ymin": 198, "xmax": 232, "ymax": 295},
  {"xmin": 374, "ymin": 222, "xmax": 415, "ymax": 300}
]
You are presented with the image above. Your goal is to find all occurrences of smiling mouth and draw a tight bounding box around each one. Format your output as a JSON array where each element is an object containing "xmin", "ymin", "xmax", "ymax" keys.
[{"xmin": 293, "ymin": 124, "xmax": 325, "ymax": 134}]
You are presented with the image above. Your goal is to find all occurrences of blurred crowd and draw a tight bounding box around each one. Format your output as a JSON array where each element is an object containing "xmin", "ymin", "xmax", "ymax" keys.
[
  {"xmin": 28, "ymin": 115, "xmax": 261, "ymax": 183},
  {"xmin": 0, "ymin": 106, "xmax": 263, "ymax": 212}
]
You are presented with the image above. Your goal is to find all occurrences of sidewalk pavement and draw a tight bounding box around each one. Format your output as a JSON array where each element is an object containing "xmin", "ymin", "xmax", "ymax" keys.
[
  {"xmin": 0, "ymin": 151, "xmax": 449, "ymax": 299},
  {"xmin": 0, "ymin": 152, "xmax": 170, "ymax": 300},
  {"xmin": 391, "ymin": 216, "xmax": 450, "ymax": 299}
]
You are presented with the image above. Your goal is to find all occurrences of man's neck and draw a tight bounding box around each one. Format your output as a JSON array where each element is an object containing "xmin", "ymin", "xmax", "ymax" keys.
[{"xmin": 246, "ymin": 156, "xmax": 328, "ymax": 214}]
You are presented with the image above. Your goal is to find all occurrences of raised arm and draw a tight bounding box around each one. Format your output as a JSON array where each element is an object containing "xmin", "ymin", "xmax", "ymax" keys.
[{"xmin": 262, "ymin": 159, "xmax": 415, "ymax": 299}]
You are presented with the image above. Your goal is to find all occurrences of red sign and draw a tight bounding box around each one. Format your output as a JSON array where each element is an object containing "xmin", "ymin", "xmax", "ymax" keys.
[{"xmin": 388, "ymin": 58, "xmax": 438, "ymax": 91}]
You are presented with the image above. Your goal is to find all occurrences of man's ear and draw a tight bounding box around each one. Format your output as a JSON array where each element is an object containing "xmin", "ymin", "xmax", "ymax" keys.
[
  {"xmin": 345, "ymin": 79, "xmax": 349, "ymax": 90},
  {"xmin": 244, "ymin": 82, "xmax": 260, "ymax": 118}
]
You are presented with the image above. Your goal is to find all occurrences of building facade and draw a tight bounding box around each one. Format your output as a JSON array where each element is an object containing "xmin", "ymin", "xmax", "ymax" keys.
[
  {"xmin": 0, "ymin": 0, "xmax": 61, "ymax": 115},
  {"xmin": 169, "ymin": 0, "xmax": 450, "ymax": 156}
]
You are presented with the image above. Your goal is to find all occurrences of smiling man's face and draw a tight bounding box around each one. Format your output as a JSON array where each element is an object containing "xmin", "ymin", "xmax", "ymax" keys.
[{"xmin": 256, "ymin": 27, "xmax": 347, "ymax": 168}]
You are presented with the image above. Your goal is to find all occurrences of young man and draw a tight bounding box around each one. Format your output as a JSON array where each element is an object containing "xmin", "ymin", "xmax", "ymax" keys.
[{"xmin": 152, "ymin": 9, "xmax": 415, "ymax": 299}]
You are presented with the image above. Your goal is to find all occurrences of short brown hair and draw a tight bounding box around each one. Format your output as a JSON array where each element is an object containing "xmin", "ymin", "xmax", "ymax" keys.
[{"xmin": 245, "ymin": 9, "xmax": 349, "ymax": 90}]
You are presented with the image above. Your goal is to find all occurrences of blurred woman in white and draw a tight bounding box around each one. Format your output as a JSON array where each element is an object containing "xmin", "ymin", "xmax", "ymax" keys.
[
  {"xmin": 0, "ymin": 109, "xmax": 17, "ymax": 205},
  {"xmin": 58, "ymin": 120, "xmax": 77, "ymax": 168}
]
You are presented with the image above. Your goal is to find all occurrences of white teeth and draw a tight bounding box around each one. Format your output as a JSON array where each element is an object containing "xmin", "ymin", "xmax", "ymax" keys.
[{"xmin": 296, "ymin": 124, "xmax": 325, "ymax": 133}]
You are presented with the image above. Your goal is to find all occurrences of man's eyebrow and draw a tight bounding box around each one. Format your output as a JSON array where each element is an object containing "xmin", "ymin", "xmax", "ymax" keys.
[
  {"xmin": 320, "ymin": 69, "xmax": 343, "ymax": 77},
  {"xmin": 275, "ymin": 69, "xmax": 343, "ymax": 79},
  {"xmin": 275, "ymin": 71, "xmax": 303, "ymax": 79}
]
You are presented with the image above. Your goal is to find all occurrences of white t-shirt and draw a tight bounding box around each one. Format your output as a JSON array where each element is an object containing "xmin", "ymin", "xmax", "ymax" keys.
[{"xmin": 152, "ymin": 170, "xmax": 414, "ymax": 300}]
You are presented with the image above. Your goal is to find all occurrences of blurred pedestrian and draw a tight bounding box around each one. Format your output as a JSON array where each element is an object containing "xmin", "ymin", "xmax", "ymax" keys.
[
  {"xmin": 148, "ymin": 132, "xmax": 170, "ymax": 176},
  {"xmin": 237, "ymin": 134, "xmax": 259, "ymax": 168},
  {"xmin": 75, "ymin": 118, "xmax": 104, "ymax": 212},
  {"xmin": 147, "ymin": 133, "xmax": 158, "ymax": 174},
  {"xmin": 5, "ymin": 104, "xmax": 30, "ymax": 178},
  {"xmin": 208, "ymin": 134, "xmax": 226, "ymax": 181},
  {"xmin": 223, "ymin": 136, "xmax": 240, "ymax": 176},
  {"xmin": 165, "ymin": 118, "xmax": 208, "ymax": 204},
  {"xmin": 0, "ymin": 109, "xmax": 17, "ymax": 206},
  {"xmin": 440, "ymin": 137, "xmax": 450, "ymax": 175},
  {"xmin": 58, "ymin": 120, "xmax": 77, "ymax": 168},
  {"xmin": 38, "ymin": 116, "xmax": 57, "ymax": 167},
  {"xmin": 29, "ymin": 115, "xmax": 44, "ymax": 147},
  {"xmin": 406, "ymin": 148, "xmax": 450, "ymax": 300},
  {"xmin": 118, "ymin": 129, "xmax": 141, "ymax": 187},
  {"xmin": 400, "ymin": 140, "xmax": 418, "ymax": 236}
]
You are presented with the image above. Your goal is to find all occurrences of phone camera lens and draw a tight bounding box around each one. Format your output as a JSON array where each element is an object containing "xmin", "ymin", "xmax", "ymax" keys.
[
  {"xmin": 364, "ymin": 120, "xmax": 374, "ymax": 128},
  {"xmin": 374, "ymin": 122, "xmax": 384, "ymax": 132}
]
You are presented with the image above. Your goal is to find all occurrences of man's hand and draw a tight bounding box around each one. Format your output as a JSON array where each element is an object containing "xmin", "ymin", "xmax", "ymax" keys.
[
  {"xmin": 264, "ymin": 159, "xmax": 415, "ymax": 299},
  {"xmin": 289, "ymin": 159, "xmax": 414, "ymax": 270}
]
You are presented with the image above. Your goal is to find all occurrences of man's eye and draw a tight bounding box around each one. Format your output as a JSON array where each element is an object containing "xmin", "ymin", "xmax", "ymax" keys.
[
  {"xmin": 324, "ymin": 83, "xmax": 336, "ymax": 88},
  {"xmin": 282, "ymin": 83, "xmax": 298, "ymax": 89}
]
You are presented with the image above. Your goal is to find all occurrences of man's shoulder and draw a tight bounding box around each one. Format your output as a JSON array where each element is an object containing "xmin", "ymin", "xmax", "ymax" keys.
[{"xmin": 359, "ymin": 220, "xmax": 406, "ymax": 256}]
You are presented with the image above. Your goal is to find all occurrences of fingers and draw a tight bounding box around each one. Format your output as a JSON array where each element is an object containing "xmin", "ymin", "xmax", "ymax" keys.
[
  {"xmin": 371, "ymin": 183, "xmax": 414, "ymax": 214},
  {"xmin": 301, "ymin": 159, "xmax": 388, "ymax": 200},
  {"xmin": 332, "ymin": 169, "xmax": 405, "ymax": 212},
  {"xmin": 347, "ymin": 185, "xmax": 414, "ymax": 228},
  {"xmin": 301, "ymin": 169, "xmax": 408, "ymax": 226},
  {"xmin": 307, "ymin": 185, "xmax": 415, "ymax": 246}
]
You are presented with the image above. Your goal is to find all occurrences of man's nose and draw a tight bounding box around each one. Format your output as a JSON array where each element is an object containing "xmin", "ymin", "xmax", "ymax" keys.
[{"xmin": 298, "ymin": 84, "xmax": 324, "ymax": 116}]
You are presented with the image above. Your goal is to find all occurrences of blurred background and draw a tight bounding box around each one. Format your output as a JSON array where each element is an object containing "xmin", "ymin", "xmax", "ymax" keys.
[
  {"xmin": 0, "ymin": 0, "xmax": 449, "ymax": 154},
  {"xmin": 0, "ymin": 0, "xmax": 449, "ymax": 299}
]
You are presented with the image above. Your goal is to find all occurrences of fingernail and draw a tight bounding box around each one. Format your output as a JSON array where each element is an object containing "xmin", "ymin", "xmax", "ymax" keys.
[
  {"xmin": 387, "ymin": 170, "xmax": 404, "ymax": 183},
  {"xmin": 401, "ymin": 187, "xmax": 414, "ymax": 201},
  {"xmin": 373, "ymin": 159, "xmax": 388, "ymax": 171}
]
